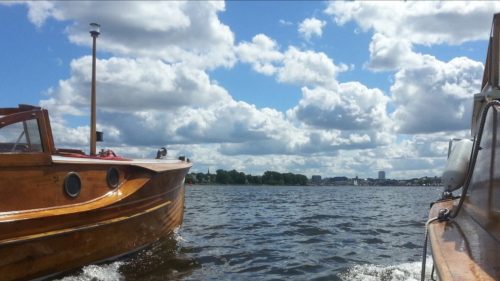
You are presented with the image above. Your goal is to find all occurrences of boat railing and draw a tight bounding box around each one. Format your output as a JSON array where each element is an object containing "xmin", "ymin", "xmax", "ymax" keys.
[{"xmin": 452, "ymin": 100, "xmax": 500, "ymax": 218}]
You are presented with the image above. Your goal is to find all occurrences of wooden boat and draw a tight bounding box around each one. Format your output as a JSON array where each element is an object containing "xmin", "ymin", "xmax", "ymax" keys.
[
  {"xmin": 423, "ymin": 13, "xmax": 500, "ymax": 281},
  {"xmin": 0, "ymin": 24, "xmax": 192, "ymax": 280},
  {"xmin": 0, "ymin": 106, "xmax": 191, "ymax": 280},
  {"xmin": 0, "ymin": 105, "xmax": 191, "ymax": 280}
]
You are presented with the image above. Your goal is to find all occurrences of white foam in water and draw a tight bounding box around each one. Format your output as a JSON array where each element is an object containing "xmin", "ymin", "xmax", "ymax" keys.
[
  {"xmin": 173, "ymin": 226, "xmax": 187, "ymax": 243},
  {"xmin": 340, "ymin": 257, "xmax": 433, "ymax": 281},
  {"xmin": 56, "ymin": 261, "xmax": 124, "ymax": 281}
]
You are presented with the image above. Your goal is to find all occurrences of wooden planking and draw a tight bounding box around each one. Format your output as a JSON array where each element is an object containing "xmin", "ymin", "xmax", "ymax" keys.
[
  {"xmin": 0, "ymin": 175, "xmax": 150, "ymax": 222},
  {"xmin": 0, "ymin": 162, "xmax": 189, "ymax": 213},
  {"xmin": 0, "ymin": 153, "xmax": 51, "ymax": 167},
  {"xmin": 0, "ymin": 200, "xmax": 172, "ymax": 246},
  {"xmin": 0, "ymin": 196, "xmax": 184, "ymax": 281},
  {"xmin": 0, "ymin": 167, "xmax": 188, "ymax": 238},
  {"xmin": 0, "ymin": 164, "xmax": 138, "ymax": 212},
  {"xmin": 0, "ymin": 167, "xmax": 188, "ymax": 280}
]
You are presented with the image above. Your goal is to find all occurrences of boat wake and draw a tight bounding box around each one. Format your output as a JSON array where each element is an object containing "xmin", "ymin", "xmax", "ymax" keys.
[
  {"xmin": 55, "ymin": 261, "xmax": 124, "ymax": 281},
  {"xmin": 173, "ymin": 226, "xmax": 187, "ymax": 244},
  {"xmin": 52, "ymin": 227, "xmax": 200, "ymax": 280},
  {"xmin": 339, "ymin": 257, "xmax": 432, "ymax": 281}
]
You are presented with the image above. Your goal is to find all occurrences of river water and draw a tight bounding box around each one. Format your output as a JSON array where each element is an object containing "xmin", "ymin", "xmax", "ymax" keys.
[{"xmin": 57, "ymin": 185, "xmax": 442, "ymax": 281}]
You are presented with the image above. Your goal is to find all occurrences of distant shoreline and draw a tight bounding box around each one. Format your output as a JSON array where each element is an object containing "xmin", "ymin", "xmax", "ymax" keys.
[
  {"xmin": 187, "ymin": 183, "xmax": 442, "ymax": 187},
  {"xmin": 186, "ymin": 169, "xmax": 442, "ymax": 187}
]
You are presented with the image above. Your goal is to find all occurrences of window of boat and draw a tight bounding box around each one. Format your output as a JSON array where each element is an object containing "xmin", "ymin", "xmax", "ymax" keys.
[{"xmin": 0, "ymin": 119, "xmax": 43, "ymax": 153}]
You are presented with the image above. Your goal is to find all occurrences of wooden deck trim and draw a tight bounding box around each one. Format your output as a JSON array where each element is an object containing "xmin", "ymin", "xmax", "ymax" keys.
[
  {"xmin": 51, "ymin": 156, "xmax": 192, "ymax": 172},
  {"xmin": 0, "ymin": 153, "xmax": 51, "ymax": 167},
  {"xmin": 429, "ymin": 200, "xmax": 498, "ymax": 281},
  {"xmin": 428, "ymin": 201, "xmax": 457, "ymax": 281},
  {"xmin": 0, "ymin": 200, "xmax": 172, "ymax": 246}
]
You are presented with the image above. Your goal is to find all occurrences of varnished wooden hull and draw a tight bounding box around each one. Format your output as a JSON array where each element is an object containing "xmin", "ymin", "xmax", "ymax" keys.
[
  {"xmin": 428, "ymin": 104, "xmax": 500, "ymax": 280},
  {"xmin": 428, "ymin": 200, "xmax": 500, "ymax": 281},
  {"xmin": 0, "ymin": 161, "xmax": 190, "ymax": 281}
]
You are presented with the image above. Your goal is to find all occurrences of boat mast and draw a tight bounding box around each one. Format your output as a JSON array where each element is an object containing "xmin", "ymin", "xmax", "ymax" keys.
[{"xmin": 89, "ymin": 23, "xmax": 100, "ymax": 156}]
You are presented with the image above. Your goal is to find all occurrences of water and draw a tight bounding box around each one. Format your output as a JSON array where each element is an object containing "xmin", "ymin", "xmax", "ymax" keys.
[{"xmin": 56, "ymin": 185, "xmax": 441, "ymax": 281}]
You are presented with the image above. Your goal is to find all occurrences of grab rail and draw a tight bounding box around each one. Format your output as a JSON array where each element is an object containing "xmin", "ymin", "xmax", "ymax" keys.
[{"xmin": 451, "ymin": 100, "xmax": 500, "ymax": 218}]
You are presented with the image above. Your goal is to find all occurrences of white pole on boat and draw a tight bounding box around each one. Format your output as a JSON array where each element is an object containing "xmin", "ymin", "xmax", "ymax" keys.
[{"xmin": 89, "ymin": 23, "xmax": 100, "ymax": 156}]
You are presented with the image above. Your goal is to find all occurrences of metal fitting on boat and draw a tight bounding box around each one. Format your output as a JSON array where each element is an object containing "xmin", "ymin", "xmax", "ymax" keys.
[
  {"xmin": 156, "ymin": 147, "xmax": 167, "ymax": 159},
  {"xmin": 437, "ymin": 208, "xmax": 450, "ymax": 221},
  {"xmin": 441, "ymin": 191, "xmax": 453, "ymax": 199}
]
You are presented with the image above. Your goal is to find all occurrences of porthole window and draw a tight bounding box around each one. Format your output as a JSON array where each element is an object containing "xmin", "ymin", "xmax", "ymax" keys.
[
  {"xmin": 64, "ymin": 172, "xmax": 81, "ymax": 198},
  {"xmin": 107, "ymin": 167, "xmax": 120, "ymax": 189}
]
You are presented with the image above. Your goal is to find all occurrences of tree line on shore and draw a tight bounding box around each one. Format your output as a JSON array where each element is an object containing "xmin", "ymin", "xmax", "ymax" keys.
[{"xmin": 186, "ymin": 169, "xmax": 308, "ymax": 186}]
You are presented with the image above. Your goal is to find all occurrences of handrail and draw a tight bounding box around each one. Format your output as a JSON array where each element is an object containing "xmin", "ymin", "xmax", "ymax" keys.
[{"xmin": 451, "ymin": 100, "xmax": 500, "ymax": 218}]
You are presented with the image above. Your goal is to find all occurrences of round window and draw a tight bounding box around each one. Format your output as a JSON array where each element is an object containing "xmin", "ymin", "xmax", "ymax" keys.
[
  {"xmin": 107, "ymin": 167, "xmax": 120, "ymax": 188},
  {"xmin": 64, "ymin": 172, "xmax": 81, "ymax": 198}
]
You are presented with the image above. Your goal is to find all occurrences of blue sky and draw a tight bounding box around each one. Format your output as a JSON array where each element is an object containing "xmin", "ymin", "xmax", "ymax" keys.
[{"xmin": 0, "ymin": 1, "xmax": 498, "ymax": 179}]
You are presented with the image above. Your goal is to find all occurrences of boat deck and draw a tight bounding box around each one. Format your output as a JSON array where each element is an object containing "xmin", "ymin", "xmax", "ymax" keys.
[
  {"xmin": 429, "ymin": 200, "xmax": 500, "ymax": 281},
  {"xmin": 52, "ymin": 155, "xmax": 192, "ymax": 172}
]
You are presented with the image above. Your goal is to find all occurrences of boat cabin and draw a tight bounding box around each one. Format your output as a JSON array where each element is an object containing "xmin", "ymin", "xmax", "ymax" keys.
[{"xmin": 0, "ymin": 105, "xmax": 55, "ymax": 166}]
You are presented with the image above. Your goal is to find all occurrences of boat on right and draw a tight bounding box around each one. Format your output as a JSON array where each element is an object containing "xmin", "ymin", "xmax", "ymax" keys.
[{"xmin": 424, "ymin": 13, "xmax": 500, "ymax": 281}]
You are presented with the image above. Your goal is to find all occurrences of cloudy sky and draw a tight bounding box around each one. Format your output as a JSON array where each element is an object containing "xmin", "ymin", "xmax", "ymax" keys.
[{"xmin": 0, "ymin": 1, "xmax": 497, "ymax": 179}]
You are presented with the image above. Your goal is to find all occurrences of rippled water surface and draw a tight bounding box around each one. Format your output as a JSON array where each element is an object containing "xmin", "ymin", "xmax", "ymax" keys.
[{"xmin": 57, "ymin": 185, "xmax": 441, "ymax": 281}]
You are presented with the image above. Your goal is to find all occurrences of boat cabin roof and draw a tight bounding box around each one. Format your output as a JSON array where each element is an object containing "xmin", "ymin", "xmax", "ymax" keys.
[{"xmin": 0, "ymin": 105, "xmax": 190, "ymax": 170}]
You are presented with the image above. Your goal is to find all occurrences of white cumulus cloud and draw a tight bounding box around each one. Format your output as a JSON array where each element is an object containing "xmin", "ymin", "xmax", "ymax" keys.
[
  {"xmin": 40, "ymin": 57, "xmax": 231, "ymax": 116},
  {"xmin": 325, "ymin": 1, "xmax": 500, "ymax": 71},
  {"xmin": 277, "ymin": 47, "xmax": 348, "ymax": 86},
  {"xmin": 325, "ymin": 1, "xmax": 500, "ymax": 45},
  {"xmin": 298, "ymin": 17, "xmax": 326, "ymax": 40},
  {"xmin": 391, "ymin": 56, "xmax": 483, "ymax": 134},
  {"xmin": 289, "ymin": 82, "xmax": 391, "ymax": 131},
  {"xmin": 20, "ymin": 1, "xmax": 236, "ymax": 69},
  {"xmin": 236, "ymin": 34, "xmax": 284, "ymax": 75}
]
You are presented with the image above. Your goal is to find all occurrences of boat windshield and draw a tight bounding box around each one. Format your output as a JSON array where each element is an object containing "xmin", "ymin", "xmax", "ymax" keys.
[{"xmin": 0, "ymin": 119, "xmax": 43, "ymax": 153}]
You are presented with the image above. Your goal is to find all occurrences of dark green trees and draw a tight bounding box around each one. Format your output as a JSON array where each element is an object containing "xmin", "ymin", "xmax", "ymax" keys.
[{"xmin": 186, "ymin": 169, "xmax": 307, "ymax": 186}]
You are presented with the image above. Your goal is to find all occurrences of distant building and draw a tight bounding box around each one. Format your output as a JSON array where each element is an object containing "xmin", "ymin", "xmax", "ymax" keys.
[
  {"xmin": 323, "ymin": 176, "xmax": 350, "ymax": 186},
  {"xmin": 332, "ymin": 176, "xmax": 348, "ymax": 182},
  {"xmin": 311, "ymin": 175, "xmax": 322, "ymax": 185},
  {"xmin": 378, "ymin": 171, "xmax": 386, "ymax": 180}
]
